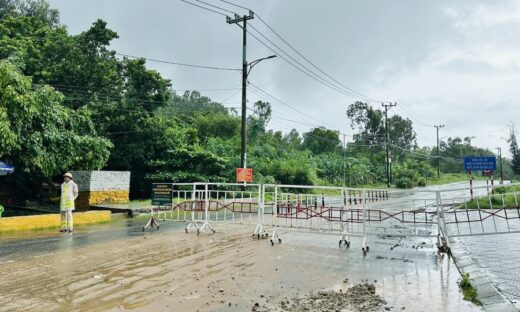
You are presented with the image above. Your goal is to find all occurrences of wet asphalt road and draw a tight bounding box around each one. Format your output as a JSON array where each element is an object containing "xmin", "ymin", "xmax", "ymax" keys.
[
  {"xmin": 0, "ymin": 180, "xmax": 496, "ymax": 263},
  {"xmin": 0, "ymin": 219, "xmax": 186, "ymax": 263},
  {"xmin": 1, "ymin": 179, "xmax": 517, "ymax": 306}
]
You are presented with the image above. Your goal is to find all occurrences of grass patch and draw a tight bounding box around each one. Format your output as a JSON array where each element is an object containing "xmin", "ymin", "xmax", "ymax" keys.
[
  {"xmin": 129, "ymin": 199, "xmax": 152, "ymax": 205},
  {"xmin": 459, "ymin": 273, "xmax": 482, "ymax": 305},
  {"xmin": 425, "ymin": 173, "xmax": 487, "ymax": 186},
  {"xmin": 461, "ymin": 192, "xmax": 520, "ymax": 209}
]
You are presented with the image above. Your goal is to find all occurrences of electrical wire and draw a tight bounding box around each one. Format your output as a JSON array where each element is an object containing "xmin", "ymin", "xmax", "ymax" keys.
[
  {"xmin": 116, "ymin": 52, "xmax": 240, "ymax": 71},
  {"xmin": 246, "ymin": 26, "xmax": 365, "ymax": 99},
  {"xmin": 220, "ymin": 0, "xmax": 384, "ymax": 102},
  {"xmin": 180, "ymin": 0, "xmax": 230, "ymax": 17},
  {"xmin": 193, "ymin": 0, "xmax": 236, "ymax": 15}
]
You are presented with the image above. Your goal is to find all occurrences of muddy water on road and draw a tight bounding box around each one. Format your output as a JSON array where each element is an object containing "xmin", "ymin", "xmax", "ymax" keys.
[{"xmin": 0, "ymin": 223, "xmax": 480, "ymax": 312}]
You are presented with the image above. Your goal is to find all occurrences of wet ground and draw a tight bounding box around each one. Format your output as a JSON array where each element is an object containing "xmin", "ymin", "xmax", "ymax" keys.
[
  {"xmin": 458, "ymin": 234, "xmax": 520, "ymax": 308},
  {"xmin": 0, "ymin": 220, "xmax": 480, "ymax": 312},
  {"xmin": 0, "ymin": 218, "xmax": 184, "ymax": 262},
  {"xmin": 1, "ymin": 181, "xmax": 511, "ymax": 311}
]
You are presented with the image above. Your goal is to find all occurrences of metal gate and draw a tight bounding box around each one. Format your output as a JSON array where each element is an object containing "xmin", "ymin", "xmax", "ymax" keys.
[{"xmin": 148, "ymin": 182, "xmax": 520, "ymax": 254}]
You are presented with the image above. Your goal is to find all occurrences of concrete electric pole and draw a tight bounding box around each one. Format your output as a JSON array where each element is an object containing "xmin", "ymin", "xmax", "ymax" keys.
[
  {"xmin": 382, "ymin": 102, "xmax": 396, "ymax": 187},
  {"xmin": 496, "ymin": 147, "xmax": 504, "ymax": 184},
  {"xmin": 227, "ymin": 11, "xmax": 254, "ymax": 169},
  {"xmin": 227, "ymin": 12, "xmax": 275, "ymax": 170},
  {"xmin": 434, "ymin": 124, "xmax": 445, "ymax": 179}
]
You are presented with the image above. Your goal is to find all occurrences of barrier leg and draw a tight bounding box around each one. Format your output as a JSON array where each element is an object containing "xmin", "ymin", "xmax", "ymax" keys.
[
  {"xmin": 270, "ymin": 186, "xmax": 282, "ymax": 245},
  {"xmin": 253, "ymin": 185, "xmax": 268, "ymax": 239},
  {"xmin": 198, "ymin": 184, "xmax": 216, "ymax": 235},
  {"xmin": 361, "ymin": 191, "xmax": 369, "ymax": 255},
  {"xmin": 143, "ymin": 206, "xmax": 160, "ymax": 231},
  {"xmin": 339, "ymin": 221, "xmax": 351, "ymax": 248},
  {"xmin": 270, "ymin": 228, "xmax": 281, "ymax": 246},
  {"xmin": 185, "ymin": 185, "xmax": 200, "ymax": 234}
]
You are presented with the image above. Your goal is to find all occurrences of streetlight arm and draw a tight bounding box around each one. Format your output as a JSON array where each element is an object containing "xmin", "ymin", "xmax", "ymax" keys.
[{"xmin": 247, "ymin": 55, "xmax": 276, "ymax": 77}]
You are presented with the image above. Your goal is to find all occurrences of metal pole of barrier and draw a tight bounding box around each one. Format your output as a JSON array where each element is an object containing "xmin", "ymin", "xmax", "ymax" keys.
[
  {"xmin": 232, "ymin": 191, "xmax": 236, "ymax": 223},
  {"xmin": 270, "ymin": 185, "xmax": 281, "ymax": 245},
  {"xmin": 436, "ymin": 191, "xmax": 442, "ymax": 245},
  {"xmin": 253, "ymin": 184, "xmax": 266, "ymax": 238},
  {"xmin": 361, "ymin": 190, "xmax": 368, "ymax": 255},
  {"xmin": 489, "ymin": 194, "xmax": 497, "ymax": 233},
  {"xmin": 249, "ymin": 191, "xmax": 253, "ymax": 224},
  {"xmin": 224, "ymin": 191, "xmax": 227, "ymax": 222},
  {"xmin": 182, "ymin": 191, "xmax": 186, "ymax": 221},
  {"xmin": 185, "ymin": 183, "xmax": 199, "ymax": 234},
  {"xmin": 198, "ymin": 183, "xmax": 215, "ymax": 234},
  {"xmin": 215, "ymin": 190, "xmax": 219, "ymax": 222},
  {"xmin": 274, "ymin": 186, "xmax": 278, "ymax": 225},
  {"xmin": 170, "ymin": 186, "xmax": 174, "ymax": 220}
]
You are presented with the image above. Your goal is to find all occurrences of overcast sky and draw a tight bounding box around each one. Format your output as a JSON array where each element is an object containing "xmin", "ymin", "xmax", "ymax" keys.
[{"xmin": 47, "ymin": 0, "xmax": 520, "ymax": 158}]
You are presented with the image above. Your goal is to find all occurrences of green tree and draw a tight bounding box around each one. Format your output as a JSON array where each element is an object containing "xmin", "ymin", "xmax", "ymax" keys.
[
  {"xmin": 508, "ymin": 124, "xmax": 520, "ymax": 174},
  {"xmin": 248, "ymin": 101, "xmax": 272, "ymax": 142},
  {"xmin": 0, "ymin": 0, "xmax": 59, "ymax": 26},
  {"xmin": 302, "ymin": 127, "xmax": 341, "ymax": 154},
  {"xmin": 0, "ymin": 61, "xmax": 111, "ymax": 196},
  {"xmin": 388, "ymin": 114, "xmax": 417, "ymax": 158}
]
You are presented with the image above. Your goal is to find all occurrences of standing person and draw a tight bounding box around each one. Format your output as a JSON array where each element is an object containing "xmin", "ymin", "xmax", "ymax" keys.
[{"xmin": 60, "ymin": 172, "xmax": 78, "ymax": 233}]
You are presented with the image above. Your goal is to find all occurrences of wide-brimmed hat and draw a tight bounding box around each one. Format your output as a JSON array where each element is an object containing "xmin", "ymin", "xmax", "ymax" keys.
[{"xmin": 63, "ymin": 172, "xmax": 73, "ymax": 179}]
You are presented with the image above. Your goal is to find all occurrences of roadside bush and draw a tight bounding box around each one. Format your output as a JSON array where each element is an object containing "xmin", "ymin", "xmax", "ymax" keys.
[
  {"xmin": 459, "ymin": 273, "xmax": 481, "ymax": 305},
  {"xmin": 416, "ymin": 177, "xmax": 427, "ymax": 187},
  {"xmin": 395, "ymin": 177, "xmax": 414, "ymax": 189}
]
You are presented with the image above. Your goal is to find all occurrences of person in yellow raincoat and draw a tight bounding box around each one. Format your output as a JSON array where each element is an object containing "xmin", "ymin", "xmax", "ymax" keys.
[{"xmin": 60, "ymin": 172, "xmax": 78, "ymax": 232}]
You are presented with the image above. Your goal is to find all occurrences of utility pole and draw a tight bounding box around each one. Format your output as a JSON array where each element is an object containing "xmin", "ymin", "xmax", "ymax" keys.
[
  {"xmin": 382, "ymin": 102, "xmax": 396, "ymax": 187},
  {"xmin": 227, "ymin": 12, "xmax": 275, "ymax": 172},
  {"xmin": 343, "ymin": 133, "xmax": 346, "ymax": 187},
  {"xmin": 496, "ymin": 147, "xmax": 503, "ymax": 184},
  {"xmin": 227, "ymin": 11, "xmax": 254, "ymax": 169},
  {"xmin": 434, "ymin": 124, "xmax": 445, "ymax": 179}
]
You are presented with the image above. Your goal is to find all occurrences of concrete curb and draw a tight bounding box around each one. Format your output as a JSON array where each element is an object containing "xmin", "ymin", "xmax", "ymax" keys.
[
  {"xmin": 0, "ymin": 211, "xmax": 111, "ymax": 232},
  {"xmin": 450, "ymin": 238, "xmax": 518, "ymax": 312}
]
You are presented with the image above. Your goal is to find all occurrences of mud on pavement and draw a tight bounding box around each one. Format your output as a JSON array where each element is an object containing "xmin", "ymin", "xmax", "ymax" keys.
[
  {"xmin": 0, "ymin": 223, "xmax": 480, "ymax": 312},
  {"xmin": 253, "ymin": 282, "xmax": 387, "ymax": 312}
]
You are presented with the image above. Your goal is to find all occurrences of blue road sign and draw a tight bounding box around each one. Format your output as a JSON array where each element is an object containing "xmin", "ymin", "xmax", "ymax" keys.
[
  {"xmin": 0, "ymin": 161, "xmax": 14, "ymax": 176},
  {"xmin": 464, "ymin": 156, "xmax": 496, "ymax": 171}
]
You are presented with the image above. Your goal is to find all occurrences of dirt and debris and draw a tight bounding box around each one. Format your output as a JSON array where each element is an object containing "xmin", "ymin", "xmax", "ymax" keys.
[{"xmin": 252, "ymin": 283, "xmax": 387, "ymax": 312}]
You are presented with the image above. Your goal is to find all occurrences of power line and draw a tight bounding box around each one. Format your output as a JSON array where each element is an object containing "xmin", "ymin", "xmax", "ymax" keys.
[
  {"xmin": 220, "ymin": 0, "xmax": 383, "ymax": 102},
  {"xmin": 180, "ymin": 0, "xmax": 230, "ymax": 17},
  {"xmin": 246, "ymin": 26, "xmax": 365, "ymax": 99},
  {"xmin": 253, "ymin": 14, "xmax": 378, "ymax": 102},
  {"xmin": 394, "ymin": 104, "xmax": 433, "ymax": 128},
  {"xmin": 193, "ymin": 0, "xmax": 236, "ymax": 15},
  {"xmin": 41, "ymin": 83, "xmax": 241, "ymax": 93},
  {"xmin": 219, "ymin": 0, "xmax": 249, "ymax": 11},
  {"xmin": 116, "ymin": 52, "xmax": 240, "ymax": 71},
  {"xmin": 249, "ymin": 82, "xmax": 329, "ymax": 126},
  {"xmin": 247, "ymin": 87, "xmax": 322, "ymax": 126}
]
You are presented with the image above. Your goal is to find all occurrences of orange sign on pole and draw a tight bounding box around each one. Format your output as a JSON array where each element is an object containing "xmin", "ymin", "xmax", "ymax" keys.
[{"xmin": 236, "ymin": 168, "xmax": 253, "ymax": 182}]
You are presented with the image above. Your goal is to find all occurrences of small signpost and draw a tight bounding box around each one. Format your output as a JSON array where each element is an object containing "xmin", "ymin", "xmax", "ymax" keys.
[
  {"xmin": 144, "ymin": 183, "xmax": 173, "ymax": 231},
  {"xmin": 151, "ymin": 183, "xmax": 173, "ymax": 206},
  {"xmin": 464, "ymin": 156, "xmax": 497, "ymax": 198},
  {"xmin": 236, "ymin": 168, "xmax": 253, "ymax": 183}
]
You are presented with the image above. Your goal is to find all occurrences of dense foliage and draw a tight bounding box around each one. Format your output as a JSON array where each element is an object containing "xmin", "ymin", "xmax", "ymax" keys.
[{"xmin": 0, "ymin": 1, "xmax": 512, "ymax": 201}]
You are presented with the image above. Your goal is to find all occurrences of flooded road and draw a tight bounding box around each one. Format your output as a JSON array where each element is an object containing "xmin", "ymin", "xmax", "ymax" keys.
[
  {"xmin": 0, "ymin": 219, "xmax": 185, "ymax": 262},
  {"xmin": 0, "ymin": 181, "xmax": 501, "ymax": 311},
  {"xmin": 0, "ymin": 221, "xmax": 480, "ymax": 311}
]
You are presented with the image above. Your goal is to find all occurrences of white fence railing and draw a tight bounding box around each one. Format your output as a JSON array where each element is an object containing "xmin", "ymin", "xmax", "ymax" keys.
[{"xmin": 149, "ymin": 182, "xmax": 520, "ymax": 253}]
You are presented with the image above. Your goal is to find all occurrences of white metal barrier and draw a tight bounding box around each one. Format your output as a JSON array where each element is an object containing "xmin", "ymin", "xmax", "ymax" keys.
[{"xmin": 149, "ymin": 181, "xmax": 520, "ymax": 254}]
